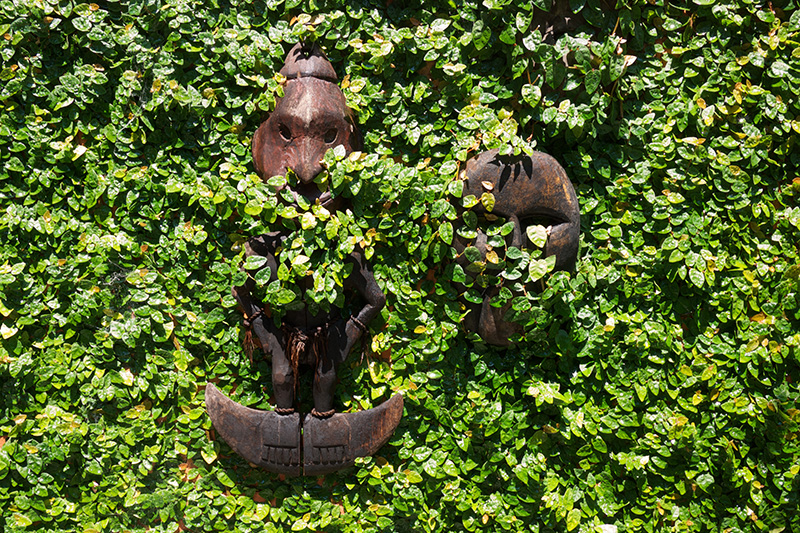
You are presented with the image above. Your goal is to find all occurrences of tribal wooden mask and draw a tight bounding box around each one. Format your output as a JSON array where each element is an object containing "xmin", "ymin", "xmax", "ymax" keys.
[{"xmin": 251, "ymin": 43, "xmax": 361, "ymax": 205}]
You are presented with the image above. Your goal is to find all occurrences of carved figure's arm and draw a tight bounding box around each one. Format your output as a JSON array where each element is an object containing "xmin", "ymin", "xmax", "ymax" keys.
[
  {"xmin": 231, "ymin": 234, "xmax": 285, "ymax": 359},
  {"xmin": 231, "ymin": 235, "xmax": 273, "ymax": 318},
  {"xmin": 342, "ymin": 251, "xmax": 386, "ymax": 354}
]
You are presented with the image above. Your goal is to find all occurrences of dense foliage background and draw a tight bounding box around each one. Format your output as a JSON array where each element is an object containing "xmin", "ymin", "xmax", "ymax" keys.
[{"xmin": 2, "ymin": 0, "xmax": 800, "ymax": 531}]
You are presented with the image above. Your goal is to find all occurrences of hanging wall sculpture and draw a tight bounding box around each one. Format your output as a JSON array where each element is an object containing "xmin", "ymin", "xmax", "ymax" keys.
[
  {"xmin": 206, "ymin": 42, "xmax": 580, "ymax": 476},
  {"xmin": 455, "ymin": 150, "xmax": 580, "ymax": 346},
  {"xmin": 206, "ymin": 43, "xmax": 402, "ymax": 477}
]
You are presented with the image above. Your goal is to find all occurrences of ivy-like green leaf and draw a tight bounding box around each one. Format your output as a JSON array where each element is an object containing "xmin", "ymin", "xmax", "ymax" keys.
[{"xmin": 526, "ymin": 225, "xmax": 548, "ymax": 248}]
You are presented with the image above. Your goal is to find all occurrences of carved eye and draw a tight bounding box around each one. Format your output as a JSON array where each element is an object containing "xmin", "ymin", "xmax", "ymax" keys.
[
  {"xmin": 324, "ymin": 128, "xmax": 338, "ymax": 144},
  {"xmin": 278, "ymin": 124, "xmax": 292, "ymax": 142}
]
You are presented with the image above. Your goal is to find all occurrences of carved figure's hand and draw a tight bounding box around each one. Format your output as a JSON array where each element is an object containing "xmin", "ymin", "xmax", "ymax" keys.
[
  {"xmin": 343, "ymin": 317, "xmax": 363, "ymax": 358},
  {"xmin": 248, "ymin": 312, "xmax": 269, "ymax": 347}
]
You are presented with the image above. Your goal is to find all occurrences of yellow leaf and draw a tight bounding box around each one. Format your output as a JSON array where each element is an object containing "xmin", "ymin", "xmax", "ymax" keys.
[
  {"xmin": 485, "ymin": 250, "xmax": 499, "ymax": 264},
  {"xmin": 680, "ymin": 137, "xmax": 705, "ymax": 146},
  {"xmin": 301, "ymin": 211, "xmax": 317, "ymax": 230},
  {"xmin": 692, "ymin": 391, "xmax": 703, "ymax": 406},
  {"xmin": 672, "ymin": 415, "xmax": 689, "ymax": 427},
  {"xmin": 1, "ymin": 323, "xmax": 18, "ymax": 339},
  {"xmin": 72, "ymin": 144, "xmax": 87, "ymax": 160},
  {"xmin": 414, "ymin": 325, "xmax": 427, "ymax": 334},
  {"xmin": 566, "ymin": 508, "xmax": 581, "ymax": 531},
  {"xmin": 201, "ymin": 446, "xmax": 217, "ymax": 464},
  {"xmin": 745, "ymin": 338, "xmax": 760, "ymax": 353},
  {"xmin": 13, "ymin": 514, "xmax": 32, "ymax": 527},
  {"xmin": 480, "ymin": 192, "xmax": 495, "ymax": 212},
  {"xmin": 120, "ymin": 368, "xmax": 134, "ymax": 386},
  {"xmin": 733, "ymin": 83, "xmax": 743, "ymax": 104},
  {"xmin": 768, "ymin": 33, "xmax": 779, "ymax": 50}
]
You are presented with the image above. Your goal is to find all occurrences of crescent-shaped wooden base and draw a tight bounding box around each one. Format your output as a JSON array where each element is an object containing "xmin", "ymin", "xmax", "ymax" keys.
[{"xmin": 206, "ymin": 384, "xmax": 403, "ymax": 476}]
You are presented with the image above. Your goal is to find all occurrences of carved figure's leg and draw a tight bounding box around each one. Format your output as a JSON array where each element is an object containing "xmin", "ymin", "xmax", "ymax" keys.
[
  {"xmin": 272, "ymin": 354, "xmax": 295, "ymax": 413},
  {"xmin": 229, "ymin": 234, "xmax": 296, "ymax": 411},
  {"xmin": 312, "ymin": 320, "xmax": 349, "ymax": 416},
  {"xmin": 312, "ymin": 252, "xmax": 385, "ymax": 417},
  {"xmin": 244, "ymin": 314, "xmax": 294, "ymax": 413},
  {"xmin": 266, "ymin": 327, "xmax": 295, "ymax": 413}
]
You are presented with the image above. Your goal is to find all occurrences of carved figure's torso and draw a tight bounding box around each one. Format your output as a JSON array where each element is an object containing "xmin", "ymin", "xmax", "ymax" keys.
[{"xmin": 246, "ymin": 232, "xmax": 363, "ymax": 331}]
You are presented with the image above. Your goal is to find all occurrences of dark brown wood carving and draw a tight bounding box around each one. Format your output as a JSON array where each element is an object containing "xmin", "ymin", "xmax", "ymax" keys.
[
  {"xmin": 455, "ymin": 150, "xmax": 580, "ymax": 346},
  {"xmin": 206, "ymin": 42, "xmax": 581, "ymax": 477},
  {"xmin": 206, "ymin": 43, "xmax": 401, "ymax": 476}
]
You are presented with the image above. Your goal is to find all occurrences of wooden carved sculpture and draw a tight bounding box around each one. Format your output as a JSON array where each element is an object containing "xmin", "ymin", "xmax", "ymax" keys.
[
  {"xmin": 206, "ymin": 42, "xmax": 580, "ymax": 476},
  {"xmin": 454, "ymin": 149, "xmax": 580, "ymax": 346},
  {"xmin": 206, "ymin": 43, "xmax": 402, "ymax": 476}
]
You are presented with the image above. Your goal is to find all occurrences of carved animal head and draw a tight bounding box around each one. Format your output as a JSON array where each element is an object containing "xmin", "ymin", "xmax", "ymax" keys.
[
  {"xmin": 455, "ymin": 149, "xmax": 581, "ymax": 346},
  {"xmin": 460, "ymin": 149, "xmax": 580, "ymax": 272},
  {"xmin": 252, "ymin": 43, "xmax": 361, "ymax": 207}
]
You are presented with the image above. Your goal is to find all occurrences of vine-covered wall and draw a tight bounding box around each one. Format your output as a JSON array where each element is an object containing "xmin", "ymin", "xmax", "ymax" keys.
[{"xmin": 1, "ymin": 0, "xmax": 799, "ymax": 531}]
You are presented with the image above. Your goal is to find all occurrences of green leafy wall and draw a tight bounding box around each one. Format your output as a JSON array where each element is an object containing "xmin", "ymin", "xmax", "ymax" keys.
[{"xmin": 2, "ymin": 0, "xmax": 800, "ymax": 531}]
